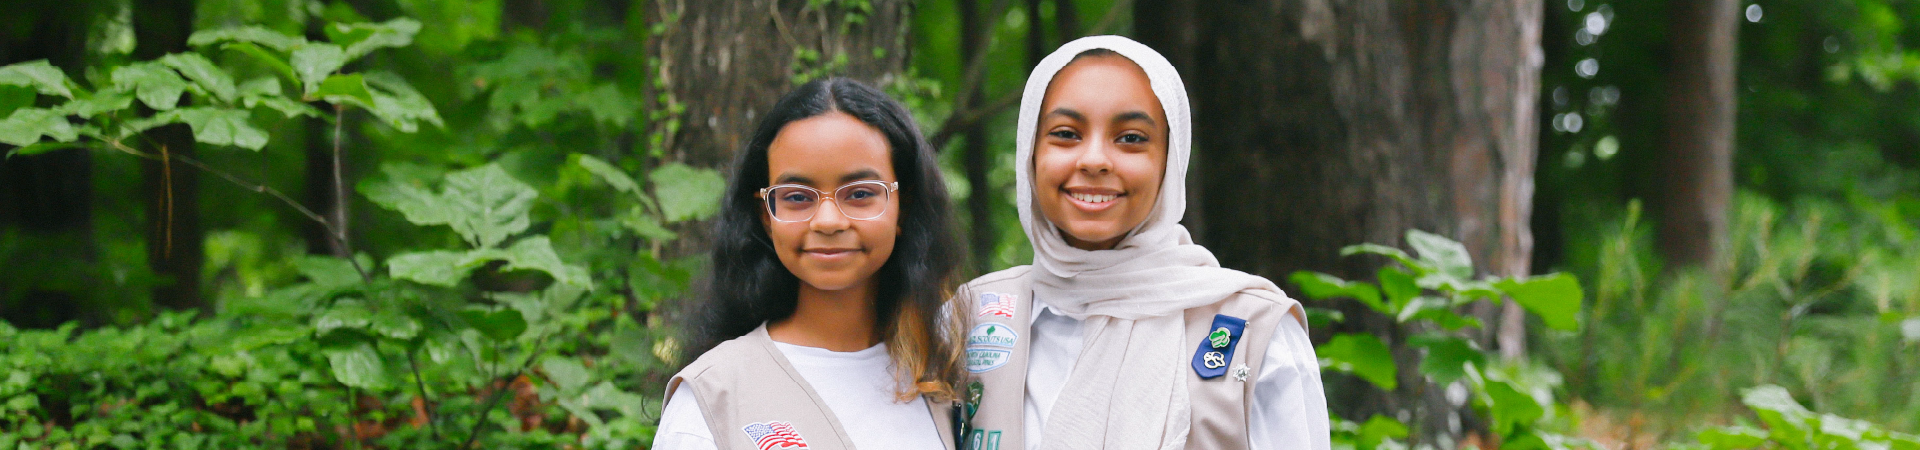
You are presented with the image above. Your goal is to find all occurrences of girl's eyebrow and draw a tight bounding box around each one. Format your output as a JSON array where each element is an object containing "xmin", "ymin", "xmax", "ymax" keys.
[
  {"xmin": 1114, "ymin": 111, "xmax": 1157, "ymax": 127},
  {"xmin": 1044, "ymin": 108, "xmax": 1086, "ymax": 123},
  {"xmin": 773, "ymin": 169, "xmax": 883, "ymax": 186}
]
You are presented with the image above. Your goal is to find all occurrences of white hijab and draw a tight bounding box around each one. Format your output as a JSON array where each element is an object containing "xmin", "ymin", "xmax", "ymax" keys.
[{"xmin": 1016, "ymin": 36, "xmax": 1296, "ymax": 450}]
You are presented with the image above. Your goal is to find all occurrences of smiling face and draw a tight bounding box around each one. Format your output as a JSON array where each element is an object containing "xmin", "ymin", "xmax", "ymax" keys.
[
  {"xmin": 1031, "ymin": 54, "xmax": 1169, "ymax": 251},
  {"xmin": 763, "ymin": 111, "xmax": 900, "ymax": 293}
]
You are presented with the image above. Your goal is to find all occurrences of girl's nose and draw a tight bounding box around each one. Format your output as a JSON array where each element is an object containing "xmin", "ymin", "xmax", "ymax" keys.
[
  {"xmin": 1077, "ymin": 139, "xmax": 1113, "ymax": 175},
  {"xmin": 808, "ymin": 198, "xmax": 852, "ymax": 233}
]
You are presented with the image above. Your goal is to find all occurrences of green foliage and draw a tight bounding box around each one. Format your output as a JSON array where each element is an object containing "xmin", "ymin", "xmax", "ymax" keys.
[
  {"xmin": 1674, "ymin": 385, "xmax": 1920, "ymax": 450},
  {"xmin": 1298, "ymin": 229, "xmax": 1592, "ymax": 449}
]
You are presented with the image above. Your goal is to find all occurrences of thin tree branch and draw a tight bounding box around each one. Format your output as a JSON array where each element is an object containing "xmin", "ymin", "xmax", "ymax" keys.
[
  {"xmin": 461, "ymin": 335, "xmax": 550, "ymax": 449},
  {"xmin": 408, "ymin": 347, "xmax": 442, "ymax": 440},
  {"xmin": 928, "ymin": 89, "xmax": 1023, "ymax": 151}
]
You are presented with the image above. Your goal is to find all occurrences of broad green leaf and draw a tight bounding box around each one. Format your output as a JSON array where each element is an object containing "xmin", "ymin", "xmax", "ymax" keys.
[
  {"xmin": 370, "ymin": 313, "xmax": 420, "ymax": 340},
  {"xmin": 291, "ymin": 44, "xmax": 347, "ymax": 94},
  {"xmin": 313, "ymin": 302, "xmax": 373, "ymax": 334},
  {"xmin": 579, "ymin": 83, "xmax": 634, "ymax": 126},
  {"xmin": 323, "ymin": 342, "xmax": 390, "ymax": 389},
  {"xmin": 1378, "ymin": 267, "xmax": 1419, "ymax": 312},
  {"xmin": 1406, "ymin": 229, "xmax": 1474, "ymax": 279},
  {"xmin": 314, "ymin": 73, "xmax": 373, "ymax": 107},
  {"xmin": 245, "ymin": 96, "xmax": 322, "ymax": 119},
  {"xmin": 363, "ymin": 71, "xmax": 442, "ymax": 132},
  {"xmin": 362, "ymin": 178, "xmax": 452, "ymax": 226},
  {"xmin": 159, "ymin": 53, "xmax": 237, "ymax": 103},
  {"xmin": 1357, "ymin": 415, "xmax": 1409, "ymax": 449},
  {"xmin": 540, "ymin": 357, "xmax": 590, "ymax": 392},
  {"xmin": 1340, "ymin": 243, "xmax": 1420, "ymax": 270},
  {"xmin": 236, "ymin": 77, "xmax": 280, "ymax": 97},
  {"xmin": 620, "ymin": 207, "xmax": 678, "ymax": 242},
  {"xmin": 56, "ymin": 88, "xmax": 134, "ymax": 118},
  {"xmin": 1318, "ymin": 333, "xmax": 1397, "ymax": 391},
  {"xmin": 1290, "ymin": 271, "xmax": 1388, "ymax": 314},
  {"xmin": 460, "ymin": 308, "xmax": 528, "ymax": 342},
  {"xmin": 6, "ymin": 142, "xmax": 88, "ymax": 159},
  {"xmin": 576, "ymin": 154, "xmax": 641, "ymax": 194},
  {"xmin": 188, "ymin": 26, "xmax": 306, "ymax": 51},
  {"xmin": 1495, "ymin": 273, "xmax": 1583, "ymax": 332},
  {"xmin": 387, "ymin": 249, "xmax": 489, "ymax": 287},
  {"xmin": 222, "ymin": 42, "xmax": 297, "ymax": 83},
  {"xmin": 1696, "ymin": 426, "xmax": 1768, "ymax": 449},
  {"xmin": 327, "ymin": 18, "xmax": 421, "ymax": 60},
  {"xmin": 0, "ymin": 60, "xmax": 74, "ymax": 98},
  {"xmin": 1407, "ymin": 335, "xmax": 1484, "ymax": 384},
  {"xmin": 158, "ymin": 107, "xmax": 267, "ymax": 150},
  {"xmin": 1483, "ymin": 379, "xmax": 1544, "ymax": 437},
  {"xmin": 499, "ymin": 236, "xmax": 591, "ymax": 288},
  {"xmin": 650, "ymin": 162, "xmax": 725, "ymax": 222},
  {"xmin": 110, "ymin": 62, "xmax": 189, "ymax": 110},
  {"xmin": 296, "ymin": 255, "xmax": 367, "ymax": 289},
  {"xmin": 0, "ymin": 108, "xmax": 77, "ymax": 146},
  {"xmin": 442, "ymin": 164, "xmax": 537, "ymax": 248},
  {"xmin": 116, "ymin": 114, "xmax": 183, "ymax": 139}
]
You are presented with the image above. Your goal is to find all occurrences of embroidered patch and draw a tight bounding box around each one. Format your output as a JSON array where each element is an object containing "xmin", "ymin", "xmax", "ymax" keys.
[
  {"xmin": 742, "ymin": 421, "xmax": 810, "ymax": 450},
  {"xmin": 977, "ymin": 292, "xmax": 1017, "ymax": 318},
  {"xmin": 966, "ymin": 429, "xmax": 1004, "ymax": 450},
  {"xmin": 1192, "ymin": 314, "xmax": 1247, "ymax": 379},
  {"xmin": 966, "ymin": 323, "xmax": 1017, "ymax": 373}
]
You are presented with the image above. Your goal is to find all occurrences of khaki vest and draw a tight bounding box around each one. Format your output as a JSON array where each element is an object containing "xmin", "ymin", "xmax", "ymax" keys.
[
  {"xmin": 667, "ymin": 325, "xmax": 959, "ymax": 450},
  {"xmin": 957, "ymin": 266, "xmax": 1301, "ymax": 450}
]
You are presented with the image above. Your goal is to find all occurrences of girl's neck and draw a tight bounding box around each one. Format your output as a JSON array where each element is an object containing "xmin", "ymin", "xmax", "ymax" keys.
[{"xmin": 767, "ymin": 280, "xmax": 880, "ymax": 352}]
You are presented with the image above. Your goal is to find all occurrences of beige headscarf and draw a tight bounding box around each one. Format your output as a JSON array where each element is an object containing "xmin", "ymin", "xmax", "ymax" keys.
[{"xmin": 1015, "ymin": 36, "xmax": 1297, "ymax": 450}]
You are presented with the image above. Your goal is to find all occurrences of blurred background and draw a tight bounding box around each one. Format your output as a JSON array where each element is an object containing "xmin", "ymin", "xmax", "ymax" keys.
[{"xmin": 1, "ymin": 0, "xmax": 1916, "ymax": 448}]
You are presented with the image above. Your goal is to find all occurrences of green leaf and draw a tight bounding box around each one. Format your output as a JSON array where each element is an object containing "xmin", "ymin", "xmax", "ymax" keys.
[
  {"xmin": 1289, "ymin": 271, "xmax": 1387, "ymax": 314},
  {"xmin": 323, "ymin": 342, "xmax": 390, "ymax": 389},
  {"xmin": 56, "ymin": 88, "xmax": 135, "ymax": 118},
  {"xmin": 1407, "ymin": 335, "xmax": 1485, "ymax": 384},
  {"xmin": 296, "ymin": 255, "xmax": 367, "ymax": 289},
  {"xmin": 370, "ymin": 313, "xmax": 420, "ymax": 340},
  {"xmin": 327, "ymin": 18, "xmax": 421, "ymax": 60},
  {"xmin": 1696, "ymin": 426, "xmax": 1768, "ymax": 449},
  {"xmin": 1340, "ymin": 243, "xmax": 1420, "ymax": 270},
  {"xmin": 499, "ymin": 236, "xmax": 592, "ymax": 288},
  {"xmin": 157, "ymin": 107, "xmax": 267, "ymax": 150},
  {"xmin": 1495, "ymin": 273, "xmax": 1583, "ymax": 332},
  {"xmin": 6, "ymin": 142, "xmax": 88, "ymax": 159},
  {"xmin": 579, "ymin": 83, "xmax": 634, "ymax": 126},
  {"xmin": 314, "ymin": 73, "xmax": 373, "ymax": 108},
  {"xmin": 0, "ymin": 108, "xmax": 77, "ymax": 146},
  {"xmin": 245, "ymin": 96, "xmax": 322, "ymax": 119},
  {"xmin": 650, "ymin": 162, "xmax": 725, "ymax": 222},
  {"xmin": 159, "ymin": 53, "xmax": 237, "ymax": 103},
  {"xmin": 291, "ymin": 44, "xmax": 347, "ymax": 95},
  {"xmin": 1483, "ymin": 379, "xmax": 1545, "ymax": 437},
  {"xmin": 576, "ymin": 154, "xmax": 641, "ymax": 194},
  {"xmin": 620, "ymin": 207, "xmax": 678, "ymax": 242},
  {"xmin": 362, "ymin": 71, "xmax": 442, "ymax": 132},
  {"xmin": 222, "ymin": 42, "xmax": 298, "ymax": 83},
  {"xmin": 460, "ymin": 308, "xmax": 528, "ymax": 342},
  {"xmin": 188, "ymin": 26, "xmax": 306, "ymax": 52},
  {"xmin": 1356, "ymin": 415, "xmax": 1410, "ymax": 449},
  {"xmin": 386, "ymin": 249, "xmax": 490, "ymax": 287},
  {"xmin": 236, "ymin": 77, "xmax": 280, "ymax": 97},
  {"xmin": 1378, "ymin": 267, "xmax": 1419, "ymax": 312},
  {"xmin": 110, "ymin": 62, "xmax": 189, "ymax": 110},
  {"xmin": 0, "ymin": 60, "xmax": 74, "ymax": 98},
  {"xmin": 540, "ymin": 357, "xmax": 590, "ymax": 392},
  {"xmin": 1318, "ymin": 333, "xmax": 1397, "ymax": 391},
  {"xmin": 442, "ymin": 164, "xmax": 538, "ymax": 248},
  {"xmin": 313, "ymin": 302, "xmax": 373, "ymax": 334},
  {"xmin": 362, "ymin": 177, "xmax": 452, "ymax": 226},
  {"xmin": 1406, "ymin": 229, "xmax": 1474, "ymax": 279}
]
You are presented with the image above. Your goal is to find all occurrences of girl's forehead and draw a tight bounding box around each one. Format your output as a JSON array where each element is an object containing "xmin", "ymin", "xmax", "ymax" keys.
[{"xmin": 767, "ymin": 112, "xmax": 895, "ymax": 185}]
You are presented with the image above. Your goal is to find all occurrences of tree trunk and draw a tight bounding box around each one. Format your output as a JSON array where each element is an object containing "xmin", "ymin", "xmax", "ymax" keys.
[
  {"xmin": 650, "ymin": 0, "xmax": 913, "ymax": 252},
  {"xmin": 1655, "ymin": 0, "xmax": 1738, "ymax": 269},
  {"xmin": 1136, "ymin": 0, "xmax": 1542, "ymax": 445},
  {"xmin": 134, "ymin": 0, "xmax": 205, "ymax": 313},
  {"xmin": 963, "ymin": 0, "xmax": 995, "ymax": 274},
  {"xmin": 0, "ymin": 0, "xmax": 103, "ymax": 327}
]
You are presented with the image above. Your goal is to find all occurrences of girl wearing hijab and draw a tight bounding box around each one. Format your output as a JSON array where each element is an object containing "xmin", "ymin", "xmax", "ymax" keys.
[
  {"xmin": 654, "ymin": 78, "xmax": 965, "ymax": 450},
  {"xmin": 955, "ymin": 36, "xmax": 1331, "ymax": 450}
]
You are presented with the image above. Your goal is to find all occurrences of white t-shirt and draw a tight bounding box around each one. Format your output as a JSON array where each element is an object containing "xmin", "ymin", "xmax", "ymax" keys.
[
  {"xmin": 1023, "ymin": 298, "xmax": 1333, "ymax": 450},
  {"xmin": 652, "ymin": 341, "xmax": 946, "ymax": 450}
]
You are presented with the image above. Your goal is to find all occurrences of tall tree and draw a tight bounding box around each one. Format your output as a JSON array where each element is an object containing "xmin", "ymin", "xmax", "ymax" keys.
[
  {"xmin": 649, "ymin": 0, "xmax": 913, "ymax": 252},
  {"xmin": 1655, "ymin": 0, "xmax": 1738, "ymax": 269},
  {"xmin": 133, "ymin": 0, "xmax": 205, "ymax": 313},
  {"xmin": 1136, "ymin": 0, "xmax": 1542, "ymax": 445}
]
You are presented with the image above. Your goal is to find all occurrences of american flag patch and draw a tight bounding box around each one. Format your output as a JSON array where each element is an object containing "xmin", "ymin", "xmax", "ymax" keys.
[
  {"xmin": 977, "ymin": 292, "xmax": 1016, "ymax": 318},
  {"xmin": 742, "ymin": 421, "xmax": 810, "ymax": 450}
]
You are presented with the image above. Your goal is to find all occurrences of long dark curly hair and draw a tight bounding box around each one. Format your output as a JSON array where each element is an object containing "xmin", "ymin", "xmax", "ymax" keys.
[{"xmin": 678, "ymin": 77, "xmax": 963, "ymax": 401}]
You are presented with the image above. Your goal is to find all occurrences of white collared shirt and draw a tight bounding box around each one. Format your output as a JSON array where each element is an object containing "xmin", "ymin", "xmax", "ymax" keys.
[
  {"xmin": 1022, "ymin": 297, "xmax": 1332, "ymax": 450},
  {"xmin": 653, "ymin": 342, "xmax": 945, "ymax": 450}
]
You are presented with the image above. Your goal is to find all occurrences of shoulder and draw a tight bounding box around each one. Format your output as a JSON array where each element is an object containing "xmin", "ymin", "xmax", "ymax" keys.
[
  {"xmin": 1211, "ymin": 287, "xmax": 1308, "ymax": 331},
  {"xmin": 961, "ymin": 265, "xmax": 1032, "ymax": 290},
  {"xmin": 672, "ymin": 334, "xmax": 771, "ymax": 386}
]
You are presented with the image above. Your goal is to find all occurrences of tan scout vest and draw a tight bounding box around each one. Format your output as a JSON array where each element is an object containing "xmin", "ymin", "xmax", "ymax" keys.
[
  {"xmin": 667, "ymin": 325, "xmax": 958, "ymax": 450},
  {"xmin": 957, "ymin": 266, "xmax": 1302, "ymax": 450}
]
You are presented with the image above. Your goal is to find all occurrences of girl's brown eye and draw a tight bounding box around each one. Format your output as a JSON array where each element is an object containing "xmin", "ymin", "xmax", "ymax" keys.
[
  {"xmin": 1048, "ymin": 129, "xmax": 1080, "ymax": 140},
  {"xmin": 1118, "ymin": 133, "xmax": 1149, "ymax": 144}
]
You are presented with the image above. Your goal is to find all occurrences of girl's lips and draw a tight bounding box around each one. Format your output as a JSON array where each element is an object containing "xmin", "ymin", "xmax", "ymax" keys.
[
  {"xmin": 801, "ymin": 248, "xmax": 862, "ymax": 262},
  {"xmin": 1062, "ymin": 188, "xmax": 1122, "ymax": 213}
]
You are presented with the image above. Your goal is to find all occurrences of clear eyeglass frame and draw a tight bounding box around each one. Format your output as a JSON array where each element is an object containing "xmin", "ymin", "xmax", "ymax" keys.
[{"xmin": 756, "ymin": 180, "xmax": 900, "ymax": 222}]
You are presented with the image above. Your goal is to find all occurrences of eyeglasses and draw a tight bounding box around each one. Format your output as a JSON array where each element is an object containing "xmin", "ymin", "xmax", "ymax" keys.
[{"xmin": 757, "ymin": 180, "xmax": 899, "ymax": 222}]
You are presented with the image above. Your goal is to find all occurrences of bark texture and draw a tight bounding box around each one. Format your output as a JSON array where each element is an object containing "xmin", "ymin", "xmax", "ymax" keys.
[
  {"xmin": 1136, "ymin": 0, "xmax": 1542, "ymax": 444},
  {"xmin": 1656, "ymin": 0, "xmax": 1738, "ymax": 269}
]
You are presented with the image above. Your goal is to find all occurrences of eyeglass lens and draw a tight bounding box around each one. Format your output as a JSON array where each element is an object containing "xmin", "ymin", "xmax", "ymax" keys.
[{"xmin": 766, "ymin": 182, "xmax": 890, "ymax": 221}]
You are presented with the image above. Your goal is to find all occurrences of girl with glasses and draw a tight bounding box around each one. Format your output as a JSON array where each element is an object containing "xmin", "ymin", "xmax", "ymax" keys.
[
  {"xmin": 654, "ymin": 77, "xmax": 965, "ymax": 450},
  {"xmin": 953, "ymin": 36, "xmax": 1331, "ymax": 450}
]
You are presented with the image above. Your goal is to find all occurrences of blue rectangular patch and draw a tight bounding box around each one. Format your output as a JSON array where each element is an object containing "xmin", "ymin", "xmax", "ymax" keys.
[{"xmin": 1191, "ymin": 314, "xmax": 1248, "ymax": 379}]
